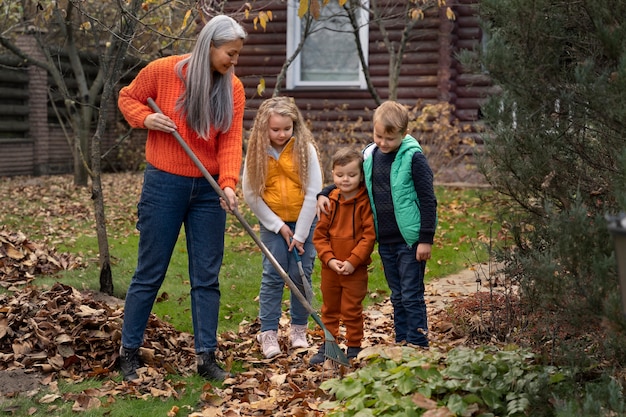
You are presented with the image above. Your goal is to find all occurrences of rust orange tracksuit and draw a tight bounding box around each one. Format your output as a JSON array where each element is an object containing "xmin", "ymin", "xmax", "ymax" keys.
[{"xmin": 313, "ymin": 185, "xmax": 376, "ymax": 347}]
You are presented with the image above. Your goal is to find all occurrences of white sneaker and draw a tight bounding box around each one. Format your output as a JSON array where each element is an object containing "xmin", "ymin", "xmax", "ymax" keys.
[
  {"xmin": 257, "ymin": 330, "xmax": 281, "ymax": 358},
  {"xmin": 290, "ymin": 324, "xmax": 309, "ymax": 349}
]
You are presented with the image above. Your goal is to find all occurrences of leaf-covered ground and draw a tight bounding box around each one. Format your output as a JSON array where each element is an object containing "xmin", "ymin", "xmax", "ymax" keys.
[
  {"xmin": 0, "ymin": 173, "xmax": 505, "ymax": 415},
  {"xmin": 0, "ymin": 265, "xmax": 494, "ymax": 415},
  {"xmin": 0, "ymin": 229, "xmax": 500, "ymax": 415}
]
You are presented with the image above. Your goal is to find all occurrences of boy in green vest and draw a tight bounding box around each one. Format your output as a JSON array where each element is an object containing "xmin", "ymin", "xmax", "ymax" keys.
[{"xmin": 317, "ymin": 101, "xmax": 437, "ymax": 348}]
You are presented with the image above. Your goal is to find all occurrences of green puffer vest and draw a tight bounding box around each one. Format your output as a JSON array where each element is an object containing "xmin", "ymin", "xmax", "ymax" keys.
[{"xmin": 363, "ymin": 135, "xmax": 423, "ymax": 246}]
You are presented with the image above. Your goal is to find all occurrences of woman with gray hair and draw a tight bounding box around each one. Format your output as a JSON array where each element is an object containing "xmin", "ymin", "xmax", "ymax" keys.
[{"xmin": 117, "ymin": 15, "xmax": 246, "ymax": 382}]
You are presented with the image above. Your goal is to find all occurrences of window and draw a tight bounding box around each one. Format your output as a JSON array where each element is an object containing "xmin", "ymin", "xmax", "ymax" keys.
[{"xmin": 286, "ymin": 0, "xmax": 369, "ymax": 89}]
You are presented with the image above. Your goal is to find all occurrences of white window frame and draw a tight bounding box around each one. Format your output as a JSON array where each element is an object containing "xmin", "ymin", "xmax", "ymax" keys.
[{"xmin": 286, "ymin": 0, "xmax": 369, "ymax": 89}]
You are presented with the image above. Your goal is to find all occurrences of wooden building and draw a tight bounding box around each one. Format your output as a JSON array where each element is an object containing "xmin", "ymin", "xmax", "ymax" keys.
[
  {"xmin": 0, "ymin": 0, "xmax": 492, "ymax": 179},
  {"xmin": 236, "ymin": 0, "xmax": 489, "ymax": 128}
]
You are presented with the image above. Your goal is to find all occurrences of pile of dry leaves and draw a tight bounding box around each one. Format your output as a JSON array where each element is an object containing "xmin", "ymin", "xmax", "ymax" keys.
[
  {"xmin": 0, "ymin": 226, "xmax": 477, "ymax": 415},
  {"xmin": 0, "ymin": 277, "xmax": 472, "ymax": 416},
  {"xmin": 0, "ymin": 229, "xmax": 83, "ymax": 288}
]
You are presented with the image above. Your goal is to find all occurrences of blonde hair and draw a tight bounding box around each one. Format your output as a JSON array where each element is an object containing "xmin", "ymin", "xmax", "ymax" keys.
[
  {"xmin": 245, "ymin": 96, "xmax": 320, "ymax": 197},
  {"xmin": 175, "ymin": 15, "xmax": 247, "ymax": 138},
  {"xmin": 372, "ymin": 101, "xmax": 409, "ymax": 135}
]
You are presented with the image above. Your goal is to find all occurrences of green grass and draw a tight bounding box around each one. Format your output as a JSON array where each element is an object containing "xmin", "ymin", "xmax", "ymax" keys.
[
  {"xmin": 6, "ymin": 374, "xmax": 216, "ymax": 416},
  {"xmin": 0, "ymin": 174, "xmax": 500, "ymax": 416},
  {"xmin": 2, "ymin": 176, "xmax": 500, "ymax": 333},
  {"xmin": 23, "ymin": 184, "xmax": 498, "ymax": 334}
]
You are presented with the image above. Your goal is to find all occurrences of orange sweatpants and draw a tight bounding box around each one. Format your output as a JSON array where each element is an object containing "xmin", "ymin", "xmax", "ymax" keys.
[{"xmin": 320, "ymin": 265, "xmax": 368, "ymax": 347}]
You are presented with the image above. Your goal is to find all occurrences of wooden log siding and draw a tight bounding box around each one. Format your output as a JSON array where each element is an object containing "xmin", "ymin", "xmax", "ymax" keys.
[
  {"xmin": 230, "ymin": 0, "xmax": 490, "ymax": 144},
  {"xmin": 454, "ymin": 0, "xmax": 493, "ymax": 140},
  {"xmin": 0, "ymin": 33, "xmax": 138, "ymax": 177},
  {"xmin": 0, "ymin": 0, "xmax": 492, "ymax": 177},
  {"xmin": 0, "ymin": 56, "xmax": 33, "ymax": 176}
]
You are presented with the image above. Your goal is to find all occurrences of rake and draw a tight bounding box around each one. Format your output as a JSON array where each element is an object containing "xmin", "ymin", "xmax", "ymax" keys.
[
  {"xmin": 291, "ymin": 238, "xmax": 316, "ymax": 304},
  {"xmin": 146, "ymin": 98, "xmax": 349, "ymax": 367}
]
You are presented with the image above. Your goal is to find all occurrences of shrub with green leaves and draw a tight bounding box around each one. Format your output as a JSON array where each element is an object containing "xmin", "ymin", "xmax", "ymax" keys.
[{"xmin": 319, "ymin": 346, "xmax": 568, "ymax": 417}]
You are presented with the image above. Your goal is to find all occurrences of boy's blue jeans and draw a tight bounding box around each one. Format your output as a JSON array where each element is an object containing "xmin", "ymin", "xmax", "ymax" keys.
[
  {"xmin": 122, "ymin": 164, "xmax": 225, "ymax": 354},
  {"xmin": 378, "ymin": 242, "xmax": 429, "ymax": 347},
  {"xmin": 258, "ymin": 222, "xmax": 316, "ymax": 332}
]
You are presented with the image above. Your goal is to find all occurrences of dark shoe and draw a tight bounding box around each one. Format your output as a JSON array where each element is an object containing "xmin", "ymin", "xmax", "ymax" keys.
[
  {"xmin": 346, "ymin": 346, "xmax": 362, "ymax": 360},
  {"xmin": 309, "ymin": 345, "xmax": 326, "ymax": 365},
  {"xmin": 197, "ymin": 352, "xmax": 233, "ymax": 381},
  {"xmin": 119, "ymin": 346, "xmax": 142, "ymax": 381}
]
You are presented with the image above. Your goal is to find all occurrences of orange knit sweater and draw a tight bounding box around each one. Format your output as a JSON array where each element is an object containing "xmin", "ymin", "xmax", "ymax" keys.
[{"xmin": 118, "ymin": 55, "xmax": 245, "ymax": 190}]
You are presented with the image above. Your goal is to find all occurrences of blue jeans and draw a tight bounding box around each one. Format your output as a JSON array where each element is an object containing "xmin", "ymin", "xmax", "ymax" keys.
[
  {"xmin": 258, "ymin": 222, "xmax": 316, "ymax": 332},
  {"xmin": 122, "ymin": 164, "xmax": 226, "ymax": 354},
  {"xmin": 378, "ymin": 243, "xmax": 429, "ymax": 347}
]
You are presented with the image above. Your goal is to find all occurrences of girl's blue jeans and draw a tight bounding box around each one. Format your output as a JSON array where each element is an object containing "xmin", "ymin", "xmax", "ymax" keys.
[
  {"xmin": 378, "ymin": 242, "xmax": 429, "ymax": 347},
  {"xmin": 258, "ymin": 222, "xmax": 316, "ymax": 332},
  {"xmin": 122, "ymin": 164, "xmax": 225, "ymax": 354}
]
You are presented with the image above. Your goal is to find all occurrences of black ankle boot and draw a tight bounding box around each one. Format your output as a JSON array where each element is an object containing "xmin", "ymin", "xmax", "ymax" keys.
[
  {"xmin": 346, "ymin": 346, "xmax": 362, "ymax": 360},
  {"xmin": 309, "ymin": 345, "xmax": 326, "ymax": 365},
  {"xmin": 197, "ymin": 352, "xmax": 233, "ymax": 381},
  {"xmin": 119, "ymin": 346, "xmax": 142, "ymax": 381}
]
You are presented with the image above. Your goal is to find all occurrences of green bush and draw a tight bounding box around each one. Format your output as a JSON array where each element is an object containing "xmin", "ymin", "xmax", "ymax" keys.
[
  {"xmin": 320, "ymin": 346, "xmax": 625, "ymax": 417},
  {"xmin": 475, "ymin": 0, "xmax": 626, "ymax": 368}
]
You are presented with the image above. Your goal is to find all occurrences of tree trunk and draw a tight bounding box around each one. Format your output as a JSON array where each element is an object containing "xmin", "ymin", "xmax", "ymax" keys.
[
  {"xmin": 73, "ymin": 133, "xmax": 89, "ymax": 187},
  {"xmin": 90, "ymin": 0, "xmax": 143, "ymax": 294}
]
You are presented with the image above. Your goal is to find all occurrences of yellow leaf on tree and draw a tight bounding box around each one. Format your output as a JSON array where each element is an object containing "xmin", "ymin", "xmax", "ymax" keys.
[
  {"xmin": 257, "ymin": 78, "xmax": 266, "ymax": 96},
  {"xmin": 298, "ymin": 0, "xmax": 309, "ymax": 18},
  {"xmin": 446, "ymin": 7, "xmax": 456, "ymax": 20},
  {"xmin": 411, "ymin": 9, "xmax": 424, "ymax": 20},
  {"xmin": 181, "ymin": 9, "xmax": 192, "ymax": 30},
  {"xmin": 258, "ymin": 11, "xmax": 272, "ymax": 30}
]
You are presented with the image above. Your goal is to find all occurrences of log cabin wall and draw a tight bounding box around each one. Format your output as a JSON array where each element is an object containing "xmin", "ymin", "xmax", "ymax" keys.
[
  {"xmin": 229, "ymin": 1, "xmax": 491, "ymax": 128},
  {"xmin": 235, "ymin": 0, "xmax": 447, "ymax": 134},
  {"xmin": 224, "ymin": 0, "xmax": 491, "ymax": 181},
  {"xmin": 0, "ymin": 35, "xmax": 133, "ymax": 177},
  {"xmin": 0, "ymin": 0, "xmax": 491, "ymax": 179}
]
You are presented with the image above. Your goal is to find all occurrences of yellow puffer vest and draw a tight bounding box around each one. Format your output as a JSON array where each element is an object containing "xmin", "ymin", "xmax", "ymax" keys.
[{"xmin": 262, "ymin": 139, "xmax": 304, "ymax": 222}]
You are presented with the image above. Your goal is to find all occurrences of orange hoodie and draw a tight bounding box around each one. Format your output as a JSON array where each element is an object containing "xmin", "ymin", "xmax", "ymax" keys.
[
  {"xmin": 118, "ymin": 55, "xmax": 245, "ymax": 190},
  {"xmin": 313, "ymin": 184, "xmax": 376, "ymax": 269}
]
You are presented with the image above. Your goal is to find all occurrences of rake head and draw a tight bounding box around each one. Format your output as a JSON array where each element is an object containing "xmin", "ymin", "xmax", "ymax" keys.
[
  {"xmin": 310, "ymin": 312, "xmax": 350, "ymax": 366},
  {"xmin": 322, "ymin": 328, "xmax": 350, "ymax": 366}
]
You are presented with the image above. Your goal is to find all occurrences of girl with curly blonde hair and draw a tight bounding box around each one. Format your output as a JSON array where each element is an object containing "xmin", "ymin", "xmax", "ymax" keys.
[{"xmin": 243, "ymin": 96, "xmax": 323, "ymax": 359}]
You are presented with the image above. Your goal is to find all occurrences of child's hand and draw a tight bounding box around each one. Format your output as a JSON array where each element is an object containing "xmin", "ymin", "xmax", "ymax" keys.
[
  {"xmin": 328, "ymin": 259, "xmax": 355, "ymax": 275},
  {"xmin": 289, "ymin": 237, "xmax": 305, "ymax": 254},
  {"xmin": 338, "ymin": 261, "xmax": 355, "ymax": 275},
  {"xmin": 328, "ymin": 259, "xmax": 343, "ymax": 274},
  {"xmin": 279, "ymin": 224, "xmax": 294, "ymax": 245},
  {"xmin": 316, "ymin": 195, "xmax": 330, "ymax": 219},
  {"xmin": 416, "ymin": 243, "xmax": 432, "ymax": 262}
]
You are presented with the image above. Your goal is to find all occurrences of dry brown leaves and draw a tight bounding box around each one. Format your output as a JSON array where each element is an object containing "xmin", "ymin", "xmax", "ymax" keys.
[
  {"xmin": 0, "ymin": 274, "xmax": 474, "ymax": 416},
  {"xmin": 0, "ymin": 229, "xmax": 84, "ymax": 289},
  {"xmin": 0, "ymin": 173, "xmax": 480, "ymax": 414}
]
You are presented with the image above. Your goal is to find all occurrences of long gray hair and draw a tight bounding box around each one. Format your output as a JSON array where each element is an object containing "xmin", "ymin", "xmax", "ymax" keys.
[{"xmin": 176, "ymin": 15, "xmax": 247, "ymax": 138}]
